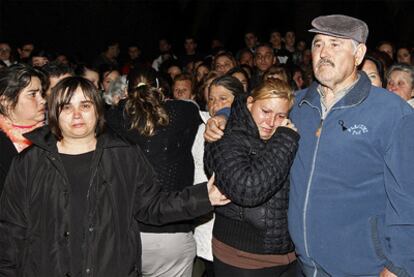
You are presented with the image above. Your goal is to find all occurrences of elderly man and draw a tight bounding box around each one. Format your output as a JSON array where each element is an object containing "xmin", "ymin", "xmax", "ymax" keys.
[
  {"xmin": 288, "ymin": 15, "xmax": 414, "ymax": 277},
  {"xmin": 204, "ymin": 14, "xmax": 414, "ymax": 277}
]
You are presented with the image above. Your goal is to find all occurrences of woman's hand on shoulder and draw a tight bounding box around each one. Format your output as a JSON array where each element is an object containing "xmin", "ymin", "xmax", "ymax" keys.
[{"xmin": 207, "ymin": 173, "xmax": 231, "ymax": 206}]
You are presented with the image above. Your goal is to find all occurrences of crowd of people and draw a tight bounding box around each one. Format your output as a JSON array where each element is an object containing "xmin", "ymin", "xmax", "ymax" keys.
[{"xmin": 0, "ymin": 13, "xmax": 413, "ymax": 277}]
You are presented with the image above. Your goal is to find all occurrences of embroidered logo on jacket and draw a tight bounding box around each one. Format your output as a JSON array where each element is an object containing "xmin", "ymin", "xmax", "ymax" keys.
[{"xmin": 347, "ymin": 124, "xmax": 368, "ymax": 135}]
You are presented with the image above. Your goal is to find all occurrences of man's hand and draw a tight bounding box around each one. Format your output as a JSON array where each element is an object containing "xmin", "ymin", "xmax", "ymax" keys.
[
  {"xmin": 204, "ymin": 115, "xmax": 227, "ymax": 142},
  {"xmin": 280, "ymin": 118, "xmax": 298, "ymax": 132},
  {"xmin": 207, "ymin": 173, "xmax": 230, "ymax": 206},
  {"xmin": 380, "ymin": 268, "xmax": 397, "ymax": 277}
]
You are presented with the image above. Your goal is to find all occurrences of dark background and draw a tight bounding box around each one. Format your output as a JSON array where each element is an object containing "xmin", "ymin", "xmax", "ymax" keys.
[{"xmin": 0, "ymin": 0, "xmax": 413, "ymax": 63}]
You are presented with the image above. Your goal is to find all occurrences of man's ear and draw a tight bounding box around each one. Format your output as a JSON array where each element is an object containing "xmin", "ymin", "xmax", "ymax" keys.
[
  {"xmin": 246, "ymin": 96, "xmax": 254, "ymax": 112},
  {"xmin": 355, "ymin": 44, "xmax": 367, "ymax": 67}
]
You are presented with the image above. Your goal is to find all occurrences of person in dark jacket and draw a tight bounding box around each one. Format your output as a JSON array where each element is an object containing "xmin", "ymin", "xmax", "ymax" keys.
[
  {"xmin": 204, "ymin": 79, "xmax": 299, "ymax": 277},
  {"xmin": 105, "ymin": 67, "xmax": 203, "ymax": 277},
  {"xmin": 0, "ymin": 64, "xmax": 47, "ymax": 194},
  {"xmin": 0, "ymin": 76, "xmax": 229, "ymax": 277}
]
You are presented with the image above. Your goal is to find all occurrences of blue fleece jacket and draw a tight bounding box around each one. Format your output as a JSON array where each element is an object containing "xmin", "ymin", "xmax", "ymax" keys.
[{"xmin": 288, "ymin": 72, "xmax": 414, "ymax": 276}]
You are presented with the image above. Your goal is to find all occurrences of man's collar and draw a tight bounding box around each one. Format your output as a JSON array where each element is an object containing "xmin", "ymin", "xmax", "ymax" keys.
[{"xmin": 300, "ymin": 71, "xmax": 372, "ymax": 108}]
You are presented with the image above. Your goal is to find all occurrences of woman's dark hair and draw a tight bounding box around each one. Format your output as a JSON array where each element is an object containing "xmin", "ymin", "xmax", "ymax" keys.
[
  {"xmin": 227, "ymin": 66, "xmax": 251, "ymax": 92},
  {"xmin": 195, "ymin": 70, "xmax": 221, "ymax": 110},
  {"xmin": 209, "ymin": 75, "xmax": 246, "ymax": 97},
  {"xmin": 74, "ymin": 63, "xmax": 99, "ymax": 76},
  {"xmin": 361, "ymin": 54, "xmax": 385, "ymax": 87},
  {"xmin": 125, "ymin": 67, "xmax": 169, "ymax": 136},
  {"xmin": 98, "ymin": 64, "xmax": 120, "ymax": 86},
  {"xmin": 30, "ymin": 49, "xmax": 53, "ymax": 61},
  {"xmin": 0, "ymin": 63, "xmax": 47, "ymax": 116},
  {"xmin": 48, "ymin": 76, "xmax": 105, "ymax": 140}
]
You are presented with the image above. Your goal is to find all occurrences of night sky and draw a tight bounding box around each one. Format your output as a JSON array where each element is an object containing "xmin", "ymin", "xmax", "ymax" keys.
[{"xmin": 0, "ymin": 0, "xmax": 413, "ymax": 63}]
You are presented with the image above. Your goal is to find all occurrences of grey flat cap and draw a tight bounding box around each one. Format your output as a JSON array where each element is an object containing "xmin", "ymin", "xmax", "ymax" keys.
[{"xmin": 309, "ymin": 14, "xmax": 369, "ymax": 43}]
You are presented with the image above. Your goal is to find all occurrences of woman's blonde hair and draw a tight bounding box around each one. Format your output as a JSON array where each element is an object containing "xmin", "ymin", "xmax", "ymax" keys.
[
  {"xmin": 125, "ymin": 68, "xmax": 169, "ymax": 136},
  {"xmin": 250, "ymin": 79, "xmax": 294, "ymax": 108}
]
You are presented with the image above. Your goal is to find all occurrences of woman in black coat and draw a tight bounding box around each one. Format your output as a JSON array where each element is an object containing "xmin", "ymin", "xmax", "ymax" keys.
[
  {"xmin": 205, "ymin": 79, "xmax": 300, "ymax": 277},
  {"xmin": 0, "ymin": 77, "xmax": 228, "ymax": 277},
  {"xmin": 105, "ymin": 67, "xmax": 205, "ymax": 277},
  {"xmin": 0, "ymin": 64, "xmax": 47, "ymax": 193}
]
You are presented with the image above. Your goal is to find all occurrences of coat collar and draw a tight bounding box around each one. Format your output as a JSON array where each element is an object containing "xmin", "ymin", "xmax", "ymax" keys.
[
  {"xmin": 227, "ymin": 95, "xmax": 262, "ymax": 140},
  {"xmin": 24, "ymin": 125, "xmax": 130, "ymax": 154},
  {"xmin": 299, "ymin": 71, "xmax": 372, "ymax": 110}
]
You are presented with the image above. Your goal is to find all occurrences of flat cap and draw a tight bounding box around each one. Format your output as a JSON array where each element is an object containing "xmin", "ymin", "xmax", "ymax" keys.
[{"xmin": 309, "ymin": 14, "xmax": 369, "ymax": 43}]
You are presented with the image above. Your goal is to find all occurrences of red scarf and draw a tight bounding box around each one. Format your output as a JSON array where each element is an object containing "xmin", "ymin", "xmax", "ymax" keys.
[{"xmin": 0, "ymin": 115, "xmax": 44, "ymax": 152}]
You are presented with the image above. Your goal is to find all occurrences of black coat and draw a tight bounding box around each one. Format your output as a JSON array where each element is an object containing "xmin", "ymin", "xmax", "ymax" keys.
[
  {"xmin": 105, "ymin": 99, "xmax": 201, "ymax": 233},
  {"xmin": 0, "ymin": 126, "xmax": 212, "ymax": 277},
  {"xmin": 204, "ymin": 96, "xmax": 299, "ymax": 254},
  {"xmin": 0, "ymin": 130, "xmax": 18, "ymax": 194}
]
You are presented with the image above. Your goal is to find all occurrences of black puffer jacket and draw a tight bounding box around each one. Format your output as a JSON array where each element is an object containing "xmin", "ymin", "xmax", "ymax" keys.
[
  {"xmin": 204, "ymin": 95, "xmax": 299, "ymax": 254},
  {"xmin": 0, "ymin": 126, "xmax": 212, "ymax": 277}
]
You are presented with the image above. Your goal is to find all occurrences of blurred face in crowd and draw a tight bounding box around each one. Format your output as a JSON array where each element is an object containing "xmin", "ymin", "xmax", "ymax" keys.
[
  {"xmin": 58, "ymin": 88, "xmax": 97, "ymax": 142},
  {"xmin": 18, "ymin": 43, "xmax": 34, "ymax": 59},
  {"xmin": 297, "ymin": 40, "xmax": 307, "ymax": 52},
  {"xmin": 83, "ymin": 69, "xmax": 100, "ymax": 89},
  {"xmin": 312, "ymin": 34, "xmax": 366, "ymax": 90},
  {"xmin": 167, "ymin": 66, "xmax": 182, "ymax": 81},
  {"xmin": 173, "ymin": 80, "xmax": 193, "ymax": 100},
  {"xmin": 6, "ymin": 76, "xmax": 46, "ymax": 125},
  {"xmin": 102, "ymin": 70, "xmax": 120, "ymax": 92},
  {"xmin": 46, "ymin": 73, "xmax": 73, "ymax": 97},
  {"xmin": 214, "ymin": 55, "xmax": 235, "ymax": 75},
  {"xmin": 208, "ymin": 84, "xmax": 235, "ymax": 116},
  {"xmin": 128, "ymin": 46, "xmax": 141, "ymax": 60},
  {"xmin": 184, "ymin": 39, "xmax": 197, "ymax": 55},
  {"xmin": 255, "ymin": 45, "xmax": 276, "ymax": 72},
  {"xmin": 159, "ymin": 39, "xmax": 171, "ymax": 53},
  {"xmin": 196, "ymin": 65, "xmax": 209, "ymax": 82},
  {"xmin": 293, "ymin": 70, "xmax": 305, "ymax": 89},
  {"xmin": 247, "ymin": 96, "xmax": 289, "ymax": 141},
  {"xmin": 302, "ymin": 49, "xmax": 312, "ymax": 65},
  {"xmin": 378, "ymin": 43, "xmax": 393, "ymax": 60},
  {"xmin": 184, "ymin": 61, "xmax": 195, "ymax": 74},
  {"xmin": 211, "ymin": 39, "xmax": 223, "ymax": 49},
  {"xmin": 32, "ymin": 56, "xmax": 49, "ymax": 67},
  {"xmin": 397, "ymin": 48, "xmax": 411, "ymax": 64},
  {"xmin": 387, "ymin": 70, "xmax": 414, "ymax": 101},
  {"xmin": 239, "ymin": 51, "xmax": 254, "ymax": 67},
  {"xmin": 107, "ymin": 43, "xmax": 120, "ymax": 59},
  {"xmin": 0, "ymin": 43, "xmax": 11, "ymax": 61},
  {"xmin": 285, "ymin": 31, "xmax": 296, "ymax": 48},
  {"xmin": 232, "ymin": 72, "xmax": 248, "ymax": 92},
  {"xmin": 56, "ymin": 55, "xmax": 69, "ymax": 65},
  {"xmin": 270, "ymin": 32, "xmax": 282, "ymax": 48},
  {"xmin": 244, "ymin": 32, "xmax": 258, "ymax": 49},
  {"xmin": 362, "ymin": 59, "xmax": 382, "ymax": 87}
]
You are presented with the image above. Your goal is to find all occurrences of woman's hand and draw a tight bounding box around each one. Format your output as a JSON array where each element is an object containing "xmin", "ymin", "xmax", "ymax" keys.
[
  {"xmin": 280, "ymin": 118, "xmax": 297, "ymax": 132},
  {"xmin": 204, "ymin": 116, "xmax": 227, "ymax": 142},
  {"xmin": 207, "ymin": 173, "xmax": 231, "ymax": 206}
]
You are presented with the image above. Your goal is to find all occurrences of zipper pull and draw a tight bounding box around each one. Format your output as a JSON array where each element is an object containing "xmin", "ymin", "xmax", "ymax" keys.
[{"xmin": 315, "ymin": 119, "xmax": 323, "ymax": 137}]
